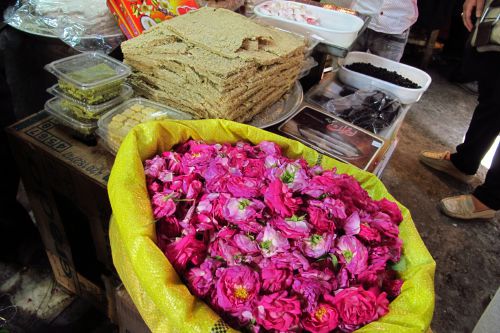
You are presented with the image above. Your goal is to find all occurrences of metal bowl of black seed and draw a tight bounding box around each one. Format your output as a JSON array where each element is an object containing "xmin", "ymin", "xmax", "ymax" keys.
[{"xmin": 345, "ymin": 63, "xmax": 421, "ymax": 89}]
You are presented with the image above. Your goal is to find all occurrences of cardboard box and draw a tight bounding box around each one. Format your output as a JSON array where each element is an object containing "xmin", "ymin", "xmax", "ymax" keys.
[
  {"xmin": 115, "ymin": 285, "xmax": 151, "ymax": 333},
  {"xmin": 7, "ymin": 111, "xmax": 115, "ymax": 310}
]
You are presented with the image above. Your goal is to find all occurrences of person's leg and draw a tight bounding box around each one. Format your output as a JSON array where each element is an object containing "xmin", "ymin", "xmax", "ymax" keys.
[
  {"xmin": 349, "ymin": 28, "xmax": 371, "ymax": 53},
  {"xmin": 450, "ymin": 51, "xmax": 500, "ymax": 175},
  {"xmin": 366, "ymin": 29, "xmax": 410, "ymax": 62},
  {"xmin": 473, "ymin": 143, "xmax": 500, "ymax": 210}
]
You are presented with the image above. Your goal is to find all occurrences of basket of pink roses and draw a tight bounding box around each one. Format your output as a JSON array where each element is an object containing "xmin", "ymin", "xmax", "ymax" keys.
[{"xmin": 108, "ymin": 119, "xmax": 435, "ymax": 333}]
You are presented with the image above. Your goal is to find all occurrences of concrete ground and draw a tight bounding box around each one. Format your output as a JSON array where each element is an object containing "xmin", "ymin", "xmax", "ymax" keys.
[
  {"xmin": 1, "ymin": 69, "xmax": 498, "ymax": 333},
  {"xmin": 381, "ymin": 70, "xmax": 500, "ymax": 333}
]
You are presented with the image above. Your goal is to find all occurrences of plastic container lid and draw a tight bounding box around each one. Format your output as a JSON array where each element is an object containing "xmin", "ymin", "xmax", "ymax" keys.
[
  {"xmin": 45, "ymin": 97, "xmax": 98, "ymax": 135},
  {"xmin": 46, "ymin": 83, "xmax": 134, "ymax": 114},
  {"xmin": 44, "ymin": 52, "xmax": 131, "ymax": 90},
  {"xmin": 97, "ymin": 97, "xmax": 193, "ymax": 154}
]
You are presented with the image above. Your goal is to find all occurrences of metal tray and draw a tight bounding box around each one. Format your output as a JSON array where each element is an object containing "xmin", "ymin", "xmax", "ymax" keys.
[{"xmin": 246, "ymin": 81, "xmax": 303, "ymax": 128}]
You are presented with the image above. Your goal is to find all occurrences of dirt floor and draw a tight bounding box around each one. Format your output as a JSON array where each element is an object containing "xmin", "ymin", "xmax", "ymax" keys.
[{"xmin": 381, "ymin": 70, "xmax": 500, "ymax": 333}]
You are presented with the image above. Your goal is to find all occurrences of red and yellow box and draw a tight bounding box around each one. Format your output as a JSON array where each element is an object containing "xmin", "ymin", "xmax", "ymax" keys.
[{"xmin": 107, "ymin": 0, "xmax": 200, "ymax": 39}]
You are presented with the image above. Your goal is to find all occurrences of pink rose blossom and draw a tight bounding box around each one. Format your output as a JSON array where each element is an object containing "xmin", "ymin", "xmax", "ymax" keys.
[
  {"xmin": 377, "ymin": 198, "xmax": 403, "ymax": 225},
  {"xmin": 242, "ymin": 159, "xmax": 266, "ymax": 178},
  {"xmin": 215, "ymin": 265, "xmax": 260, "ymax": 315},
  {"xmin": 271, "ymin": 250, "xmax": 311, "ymax": 271},
  {"xmin": 257, "ymin": 225, "xmax": 290, "ymax": 257},
  {"xmin": 272, "ymin": 215, "xmax": 311, "ymax": 239},
  {"xmin": 152, "ymin": 191, "xmax": 179, "ymax": 219},
  {"xmin": 279, "ymin": 162, "xmax": 310, "ymax": 191},
  {"xmin": 301, "ymin": 234, "xmax": 333, "ymax": 258},
  {"xmin": 343, "ymin": 212, "xmax": 361, "ymax": 236},
  {"xmin": 336, "ymin": 235, "xmax": 368, "ymax": 275},
  {"xmin": 260, "ymin": 261, "xmax": 293, "ymax": 293},
  {"xmin": 303, "ymin": 302, "xmax": 339, "ymax": 333},
  {"xmin": 333, "ymin": 287, "xmax": 389, "ymax": 332},
  {"xmin": 144, "ymin": 155, "xmax": 166, "ymax": 178},
  {"xmin": 186, "ymin": 258, "xmax": 221, "ymax": 297},
  {"xmin": 307, "ymin": 205, "xmax": 334, "ymax": 233},
  {"xmin": 258, "ymin": 141, "xmax": 282, "ymax": 156},
  {"xmin": 263, "ymin": 179, "xmax": 301, "ymax": 217},
  {"xmin": 233, "ymin": 233, "xmax": 260, "ymax": 254},
  {"xmin": 358, "ymin": 223, "xmax": 382, "ymax": 243},
  {"xmin": 165, "ymin": 233, "xmax": 207, "ymax": 272},
  {"xmin": 222, "ymin": 198, "xmax": 265, "ymax": 223},
  {"xmin": 226, "ymin": 177, "xmax": 261, "ymax": 198},
  {"xmin": 254, "ymin": 291, "xmax": 302, "ymax": 331},
  {"xmin": 292, "ymin": 270, "xmax": 334, "ymax": 312}
]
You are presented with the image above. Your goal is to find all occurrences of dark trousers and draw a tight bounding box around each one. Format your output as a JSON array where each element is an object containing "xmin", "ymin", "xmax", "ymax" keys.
[{"xmin": 450, "ymin": 51, "xmax": 500, "ymax": 210}]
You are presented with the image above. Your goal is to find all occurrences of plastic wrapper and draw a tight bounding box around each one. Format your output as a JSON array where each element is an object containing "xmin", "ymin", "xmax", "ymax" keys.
[
  {"xmin": 324, "ymin": 90, "xmax": 402, "ymax": 135},
  {"xmin": 108, "ymin": 119, "xmax": 435, "ymax": 333},
  {"xmin": 4, "ymin": 0, "xmax": 124, "ymax": 53},
  {"xmin": 106, "ymin": 0, "xmax": 200, "ymax": 39}
]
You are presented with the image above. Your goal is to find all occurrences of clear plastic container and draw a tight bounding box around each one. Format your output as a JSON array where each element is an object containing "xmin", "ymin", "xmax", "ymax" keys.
[
  {"xmin": 44, "ymin": 52, "xmax": 132, "ymax": 104},
  {"xmin": 45, "ymin": 97, "xmax": 98, "ymax": 140},
  {"xmin": 46, "ymin": 84, "xmax": 134, "ymax": 120},
  {"xmin": 97, "ymin": 98, "xmax": 193, "ymax": 154}
]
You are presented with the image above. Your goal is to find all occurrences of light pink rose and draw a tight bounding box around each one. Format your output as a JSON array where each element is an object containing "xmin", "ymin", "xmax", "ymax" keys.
[
  {"xmin": 301, "ymin": 234, "xmax": 333, "ymax": 258},
  {"xmin": 257, "ymin": 225, "xmax": 290, "ymax": 257},
  {"xmin": 222, "ymin": 198, "xmax": 265, "ymax": 224},
  {"xmin": 335, "ymin": 235, "xmax": 368, "ymax": 275},
  {"xmin": 272, "ymin": 215, "xmax": 311, "ymax": 239},
  {"xmin": 233, "ymin": 233, "xmax": 260, "ymax": 254},
  {"xmin": 343, "ymin": 212, "xmax": 361, "ymax": 236}
]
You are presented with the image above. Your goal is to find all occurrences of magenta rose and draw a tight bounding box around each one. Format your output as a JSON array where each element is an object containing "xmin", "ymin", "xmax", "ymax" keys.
[
  {"xmin": 292, "ymin": 270, "xmax": 334, "ymax": 312},
  {"xmin": 226, "ymin": 176, "xmax": 261, "ymax": 198},
  {"xmin": 307, "ymin": 205, "xmax": 334, "ymax": 233},
  {"xmin": 254, "ymin": 291, "xmax": 302, "ymax": 331},
  {"xmin": 376, "ymin": 198, "xmax": 403, "ymax": 225},
  {"xmin": 303, "ymin": 302, "xmax": 339, "ymax": 333},
  {"xmin": 151, "ymin": 190, "xmax": 179, "ymax": 219},
  {"xmin": 260, "ymin": 261, "xmax": 293, "ymax": 292},
  {"xmin": 263, "ymin": 179, "xmax": 302, "ymax": 217},
  {"xmin": 165, "ymin": 233, "xmax": 207, "ymax": 273},
  {"xmin": 333, "ymin": 287, "xmax": 390, "ymax": 332},
  {"xmin": 186, "ymin": 258, "xmax": 221, "ymax": 297},
  {"xmin": 215, "ymin": 265, "xmax": 260, "ymax": 316},
  {"xmin": 358, "ymin": 223, "xmax": 382, "ymax": 243}
]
